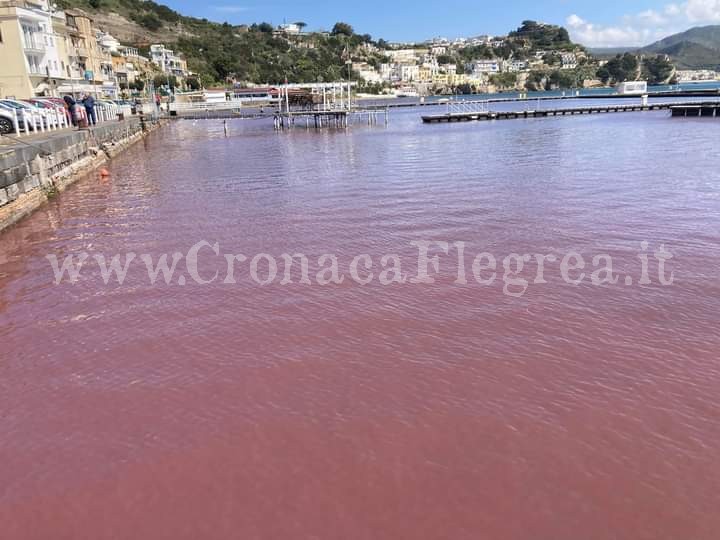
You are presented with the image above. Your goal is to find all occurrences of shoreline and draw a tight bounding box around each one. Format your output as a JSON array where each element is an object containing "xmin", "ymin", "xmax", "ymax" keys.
[{"xmin": 0, "ymin": 117, "xmax": 163, "ymax": 234}]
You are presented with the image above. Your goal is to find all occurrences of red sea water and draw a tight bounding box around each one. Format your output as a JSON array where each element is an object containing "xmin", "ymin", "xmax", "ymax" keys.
[{"xmin": 1, "ymin": 107, "xmax": 719, "ymax": 539}]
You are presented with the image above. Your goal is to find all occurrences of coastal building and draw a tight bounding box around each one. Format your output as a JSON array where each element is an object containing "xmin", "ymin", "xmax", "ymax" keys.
[
  {"xmin": 0, "ymin": 0, "xmax": 67, "ymax": 98},
  {"xmin": 379, "ymin": 63, "xmax": 399, "ymax": 82},
  {"xmin": 386, "ymin": 49, "xmax": 423, "ymax": 63},
  {"xmin": 277, "ymin": 23, "xmax": 301, "ymax": 35},
  {"xmin": 352, "ymin": 62, "xmax": 383, "ymax": 84},
  {"xmin": 112, "ymin": 45, "xmax": 150, "ymax": 88},
  {"xmin": 508, "ymin": 60, "xmax": 527, "ymax": 72},
  {"xmin": 676, "ymin": 70, "xmax": 719, "ymax": 82},
  {"xmin": 561, "ymin": 53, "xmax": 578, "ymax": 70},
  {"xmin": 616, "ymin": 81, "xmax": 648, "ymax": 95},
  {"xmin": 150, "ymin": 44, "xmax": 188, "ymax": 80},
  {"xmin": 467, "ymin": 59, "xmax": 501, "ymax": 75},
  {"xmin": 399, "ymin": 64, "xmax": 420, "ymax": 82},
  {"xmin": 63, "ymin": 10, "xmax": 117, "ymax": 97}
]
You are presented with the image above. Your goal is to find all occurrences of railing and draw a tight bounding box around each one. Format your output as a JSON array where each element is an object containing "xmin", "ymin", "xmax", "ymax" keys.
[
  {"xmin": 4, "ymin": 102, "xmax": 132, "ymax": 138},
  {"xmin": 22, "ymin": 38, "xmax": 45, "ymax": 52},
  {"xmin": 448, "ymin": 100, "xmax": 489, "ymax": 115},
  {"xmin": 4, "ymin": 105, "xmax": 69, "ymax": 136},
  {"xmin": 169, "ymin": 100, "xmax": 248, "ymax": 113}
]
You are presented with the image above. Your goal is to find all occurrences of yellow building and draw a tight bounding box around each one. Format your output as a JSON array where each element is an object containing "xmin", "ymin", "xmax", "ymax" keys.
[
  {"xmin": 62, "ymin": 10, "xmax": 117, "ymax": 96},
  {"xmin": 418, "ymin": 67, "xmax": 433, "ymax": 83}
]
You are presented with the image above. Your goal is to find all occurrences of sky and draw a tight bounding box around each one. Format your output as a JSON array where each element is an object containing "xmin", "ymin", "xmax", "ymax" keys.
[{"xmin": 162, "ymin": 0, "xmax": 720, "ymax": 47}]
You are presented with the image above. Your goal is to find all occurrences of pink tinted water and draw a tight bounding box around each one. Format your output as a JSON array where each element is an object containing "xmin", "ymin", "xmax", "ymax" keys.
[{"xmin": 1, "ymin": 111, "xmax": 720, "ymax": 539}]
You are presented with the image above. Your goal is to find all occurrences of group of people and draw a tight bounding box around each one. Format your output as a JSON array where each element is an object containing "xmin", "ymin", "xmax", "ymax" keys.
[{"xmin": 62, "ymin": 94, "xmax": 96, "ymax": 127}]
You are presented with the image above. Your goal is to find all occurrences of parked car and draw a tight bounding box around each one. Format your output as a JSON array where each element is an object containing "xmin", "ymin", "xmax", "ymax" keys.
[
  {"xmin": 29, "ymin": 97, "xmax": 72, "ymax": 123},
  {"xmin": 0, "ymin": 99, "xmax": 62, "ymax": 129},
  {"xmin": 0, "ymin": 103, "xmax": 29, "ymax": 134},
  {"xmin": 0, "ymin": 107, "xmax": 17, "ymax": 134}
]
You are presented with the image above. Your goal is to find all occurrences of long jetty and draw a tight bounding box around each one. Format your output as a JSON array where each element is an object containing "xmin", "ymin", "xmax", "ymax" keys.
[
  {"xmin": 421, "ymin": 101, "xmax": 720, "ymax": 123},
  {"xmin": 360, "ymin": 88, "xmax": 720, "ymax": 110}
]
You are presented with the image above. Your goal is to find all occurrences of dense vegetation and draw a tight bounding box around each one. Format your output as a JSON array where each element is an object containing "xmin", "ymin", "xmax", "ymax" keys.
[
  {"xmin": 596, "ymin": 53, "xmax": 674, "ymax": 85},
  {"xmin": 508, "ymin": 20, "xmax": 574, "ymax": 51},
  {"xmin": 53, "ymin": 1, "xmax": 679, "ymax": 90},
  {"xmin": 55, "ymin": 0, "xmax": 387, "ymax": 84}
]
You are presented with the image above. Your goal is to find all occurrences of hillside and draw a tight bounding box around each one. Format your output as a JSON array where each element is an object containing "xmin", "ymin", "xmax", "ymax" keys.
[
  {"xmin": 641, "ymin": 25, "xmax": 720, "ymax": 69},
  {"xmin": 55, "ymin": 0, "xmax": 383, "ymax": 85},
  {"xmin": 647, "ymin": 41, "xmax": 720, "ymax": 69},
  {"xmin": 643, "ymin": 25, "xmax": 720, "ymax": 53}
]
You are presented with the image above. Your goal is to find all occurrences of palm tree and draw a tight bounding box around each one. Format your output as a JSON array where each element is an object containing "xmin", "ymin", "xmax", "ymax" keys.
[{"xmin": 294, "ymin": 22, "xmax": 307, "ymax": 33}]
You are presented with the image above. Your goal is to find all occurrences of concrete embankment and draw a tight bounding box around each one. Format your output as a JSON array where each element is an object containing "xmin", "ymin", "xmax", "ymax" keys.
[{"xmin": 0, "ymin": 117, "xmax": 160, "ymax": 232}]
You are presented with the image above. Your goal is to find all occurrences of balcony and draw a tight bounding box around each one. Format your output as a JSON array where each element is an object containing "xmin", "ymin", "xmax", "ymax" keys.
[
  {"xmin": 22, "ymin": 38, "xmax": 45, "ymax": 52},
  {"xmin": 75, "ymin": 47, "xmax": 88, "ymax": 58}
]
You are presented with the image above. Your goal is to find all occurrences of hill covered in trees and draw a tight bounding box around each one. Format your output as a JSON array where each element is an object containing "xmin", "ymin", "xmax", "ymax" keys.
[
  {"xmin": 641, "ymin": 25, "xmax": 720, "ymax": 69},
  {"xmin": 56, "ymin": 0, "xmax": 387, "ymax": 85}
]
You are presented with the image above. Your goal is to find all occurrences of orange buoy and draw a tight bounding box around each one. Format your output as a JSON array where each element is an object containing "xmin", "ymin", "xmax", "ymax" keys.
[{"xmin": 99, "ymin": 168, "xmax": 110, "ymax": 177}]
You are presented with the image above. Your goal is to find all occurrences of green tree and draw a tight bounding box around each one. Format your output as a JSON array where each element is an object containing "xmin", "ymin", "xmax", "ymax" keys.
[
  {"xmin": 643, "ymin": 55, "xmax": 674, "ymax": 85},
  {"xmin": 331, "ymin": 22, "xmax": 354, "ymax": 37},
  {"xmin": 489, "ymin": 72, "xmax": 517, "ymax": 89},
  {"xmin": 153, "ymin": 74, "xmax": 177, "ymax": 89}
]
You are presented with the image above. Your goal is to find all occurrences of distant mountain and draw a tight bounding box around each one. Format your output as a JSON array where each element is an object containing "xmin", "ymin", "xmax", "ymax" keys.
[
  {"xmin": 643, "ymin": 25, "xmax": 720, "ymax": 53},
  {"xmin": 641, "ymin": 25, "xmax": 720, "ymax": 69},
  {"xmin": 588, "ymin": 47, "xmax": 640, "ymax": 59},
  {"xmin": 646, "ymin": 41, "xmax": 720, "ymax": 69}
]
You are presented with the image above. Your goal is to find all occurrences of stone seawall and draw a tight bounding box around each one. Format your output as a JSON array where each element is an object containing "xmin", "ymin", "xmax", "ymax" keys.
[{"xmin": 0, "ymin": 118, "xmax": 160, "ymax": 232}]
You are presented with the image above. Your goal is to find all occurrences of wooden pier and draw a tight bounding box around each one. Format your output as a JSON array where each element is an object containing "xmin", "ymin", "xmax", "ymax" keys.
[
  {"xmin": 670, "ymin": 103, "xmax": 720, "ymax": 117},
  {"xmin": 272, "ymin": 83, "xmax": 388, "ymax": 130},
  {"xmin": 272, "ymin": 109, "xmax": 388, "ymax": 130},
  {"xmin": 421, "ymin": 101, "xmax": 720, "ymax": 123}
]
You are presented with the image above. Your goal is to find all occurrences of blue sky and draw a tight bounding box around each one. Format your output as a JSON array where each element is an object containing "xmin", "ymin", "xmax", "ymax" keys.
[{"xmin": 162, "ymin": 0, "xmax": 720, "ymax": 47}]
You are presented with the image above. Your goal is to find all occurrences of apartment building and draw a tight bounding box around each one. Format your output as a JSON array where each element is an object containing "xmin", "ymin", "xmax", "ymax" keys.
[
  {"xmin": 150, "ymin": 44, "xmax": 188, "ymax": 80},
  {"xmin": 0, "ymin": 0, "xmax": 67, "ymax": 97}
]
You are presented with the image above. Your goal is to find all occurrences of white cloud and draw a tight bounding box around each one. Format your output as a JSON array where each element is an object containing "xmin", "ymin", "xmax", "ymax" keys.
[
  {"xmin": 685, "ymin": 0, "xmax": 720, "ymax": 21},
  {"xmin": 567, "ymin": 0, "xmax": 720, "ymax": 47}
]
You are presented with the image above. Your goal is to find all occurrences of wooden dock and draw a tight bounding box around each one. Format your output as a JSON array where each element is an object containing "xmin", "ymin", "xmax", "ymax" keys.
[
  {"xmin": 421, "ymin": 101, "xmax": 720, "ymax": 123},
  {"xmin": 670, "ymin": 103, "xmax": 720, "ymax": 117}
]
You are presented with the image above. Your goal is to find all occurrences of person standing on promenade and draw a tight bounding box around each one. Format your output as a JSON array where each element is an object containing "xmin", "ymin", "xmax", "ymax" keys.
[
  {"xmin": 63, "ymin": 95, "xmax": 77, "ymax": 127},
  {"xmin": 83, "ymin": 94, "xmax": 96, "ymax": 125}
]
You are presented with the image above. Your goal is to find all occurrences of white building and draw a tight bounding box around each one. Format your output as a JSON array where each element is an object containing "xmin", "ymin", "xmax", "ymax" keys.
[
  {"xmin": 508, "ymin": 60, "xmax": 527, "ymax": 72},
  {"xmin": 439, "ymin": 63, "xmax": 456, "ymax": 76},
  {"xmin": 616, "ymin": 81, "xmax": 648, "ymax": 95},
  {"xmin": 15, "ymin": 0, "xmax": 65, "ymax": 84},
  {"xmin": 387, "ymin": 49, "xmax": 421, "ymax": 63},
  {"xmin": 98, "ymin": 31, "xmax": 120, "ymax": 53},
  {"xmin": 399, "ymin": 64, "xmax": 419, "ymax": 82},
  {"xmin": 676, "ymin": 70, "xmax": 718, "ymax": 82},
  {"xmin": 467, "ymin": 59, "xmax": 501, "ymax": 75},
  {"xmin": 277, "ymin": 23, "xmax": 301, "ymax": 35},
  {"xmin": 352, "ymin": 62, "xmax": 382, "ymax": 84},
  {"xmin": 150, "ymin": 44, "xmax": 187, "ymax": 78},
  {"xmin": 561, "ymin": 53, "xmax": 577, "ymax": 70}
]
